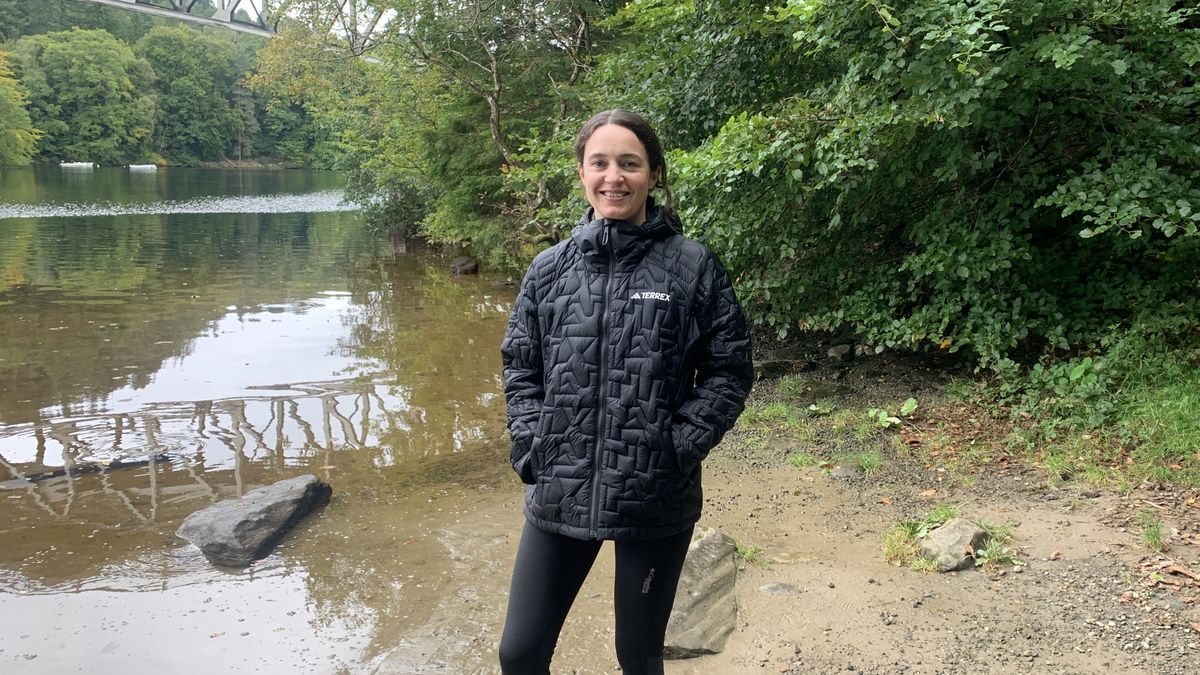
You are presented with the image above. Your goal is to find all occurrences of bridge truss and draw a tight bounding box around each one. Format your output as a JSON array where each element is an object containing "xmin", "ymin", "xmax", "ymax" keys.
[{"xmin": 73, "ymin": 0, "xmax": 278, "ymax": 38}]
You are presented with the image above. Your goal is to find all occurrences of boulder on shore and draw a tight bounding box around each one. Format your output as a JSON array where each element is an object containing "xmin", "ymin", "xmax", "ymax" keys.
[
  {"xmin": 919, "ymin": 517, "xmax": 988, "ymax": 572},
  {"xmin": 449, "ymin": 256, "xmax": 479, "ymax": 275},
  {"xmin": 176, "ymin": 474, "xmax": 331, "ymax": 566},
  {"xmin": 664, "ymin": 525, "xmax": 738, "ymax": 659}
]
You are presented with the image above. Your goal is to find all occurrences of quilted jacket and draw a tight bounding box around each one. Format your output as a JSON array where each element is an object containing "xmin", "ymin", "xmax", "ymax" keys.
[{"xmin": 501, "ymin": 204, "xmax": 753, "ymax": 540}]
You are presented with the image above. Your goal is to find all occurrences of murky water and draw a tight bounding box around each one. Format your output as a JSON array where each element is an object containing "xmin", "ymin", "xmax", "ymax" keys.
[{"xmin": 0, "ymin": 167, "xmax": 527, "ymax": 673}]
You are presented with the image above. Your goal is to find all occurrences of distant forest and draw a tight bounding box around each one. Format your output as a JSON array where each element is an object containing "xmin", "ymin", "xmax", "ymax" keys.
[{"xmin": 0, "ymin": 0, "xmax": 337, "ymax": 167}]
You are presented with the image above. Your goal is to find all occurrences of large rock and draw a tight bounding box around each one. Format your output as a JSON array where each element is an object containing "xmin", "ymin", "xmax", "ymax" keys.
[
  {"xmin": 176, "ymin": 475, "xmax": 331, "ymax": 566},
  {"xmin": 827, "ymin": 343, "xmax": 855, "ymax": 363},
  {"xmin": 449, "ymin": 256, "xmax": 478, "ymax": 275},
  {"xmin": 919, "ymin": 518, "xmax": 988, "ymax": 572},
  {"xmin": 664, "ymin": 525, "xmax": 738, "ymax": 659}
]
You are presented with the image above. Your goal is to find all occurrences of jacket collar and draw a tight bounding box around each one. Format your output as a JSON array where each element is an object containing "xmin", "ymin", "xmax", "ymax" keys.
[{"xmin": 570, "ymin": 201, "xmax": 676, "ymax": 270}]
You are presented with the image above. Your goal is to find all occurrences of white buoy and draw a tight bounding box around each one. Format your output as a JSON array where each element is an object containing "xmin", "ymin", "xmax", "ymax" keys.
[
  {"xmin": 60, "ymin": 161, "xmax": 96, "ymax": 169},
  {"xmin": 128, "ymin": 164, "xmax": 158, "ymax": 171}
]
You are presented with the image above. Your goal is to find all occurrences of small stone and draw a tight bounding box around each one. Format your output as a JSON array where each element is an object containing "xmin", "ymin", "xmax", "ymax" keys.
[{"xmin": 759, "ymin": 582, "xmax": 801, "ymax": 596}]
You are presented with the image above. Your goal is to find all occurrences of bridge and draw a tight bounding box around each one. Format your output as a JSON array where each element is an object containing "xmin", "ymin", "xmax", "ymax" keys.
[
  {"xmin": 71, "ymin": 1, "xmax": 391, "ymax": 55},
  {"xmin": 74, "ymin": 0, "xmax": 280, "ymax": 38}
]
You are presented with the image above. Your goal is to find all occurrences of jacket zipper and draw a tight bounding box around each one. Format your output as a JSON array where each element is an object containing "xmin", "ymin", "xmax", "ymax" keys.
[{"xmin": 589, "ymin": 222, "xmax": 613, "ymax": 539}]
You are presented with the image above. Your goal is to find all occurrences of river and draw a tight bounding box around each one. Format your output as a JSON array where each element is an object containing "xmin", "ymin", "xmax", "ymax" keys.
[{"xmin": 0, "ymin": 166, "xmax": 545, "ymax": 673}]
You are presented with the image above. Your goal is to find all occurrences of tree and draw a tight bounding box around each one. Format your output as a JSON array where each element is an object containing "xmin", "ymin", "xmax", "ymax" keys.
[
  {"xmin": 0, "ymin": 0, "xmax": 29, "ymax": 41},
  {"xmin": 135, "ymin": 25, "xmax": 241, "ymax": 163},
  {"xmin": 0, "ymin": 51, "xmax": 39, "ymax": 165},
  {"xmin": 23, "ymin": 0, "xmax": 154, "ymax": 43},
  {"xmin": 11, "ymin": 28, "xmax": 155, "ymax": 164}
]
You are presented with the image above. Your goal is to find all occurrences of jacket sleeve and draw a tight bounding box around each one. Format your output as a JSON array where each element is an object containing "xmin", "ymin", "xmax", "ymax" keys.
[
  {"xmin": 500, "ymin": 263, "xmax": 544, "ymax": 484},
  {"xmin": 673, "ymin": 251, "xmax": 754, "ymax": 468}
]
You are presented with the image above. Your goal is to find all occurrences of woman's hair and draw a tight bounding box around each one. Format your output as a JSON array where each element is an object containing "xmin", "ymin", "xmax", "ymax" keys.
[{"xmin": 573, "ymin": 109, "xmax": 681, "ymax": 231}]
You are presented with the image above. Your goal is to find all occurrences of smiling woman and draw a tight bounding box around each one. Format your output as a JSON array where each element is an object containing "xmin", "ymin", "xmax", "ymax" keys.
[
  {"xmin": 576, "ymin": 124, "xmax": 658, "ymax": 225},
  {"xmin": 497, "ymin": 109, "xmax": 753, "ymax": 674}
]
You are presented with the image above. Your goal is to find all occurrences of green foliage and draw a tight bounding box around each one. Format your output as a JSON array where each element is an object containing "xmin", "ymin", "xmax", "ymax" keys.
[
  {"xmin": 590, "ymin": 0, "xmax": 811, "ymax": 150},
  {"xmin": 249, "ymin": 20, "xmax": 362, "ymax": 168},
  {"xmin": 919, "ymin": 503, "xmax": 961, "ymax": 536},
  {"xmin": 973, "ymin": 538, "xmax": 1019, "ymax": 568},
  {"xmin": 806, "ymin": 401, "xmax": 834, "ymax": 417},
  {"xmin": 778, "ymin": 375, "xmax": 807, "ymax": 397},
  {"xmin": 2, "ymin": 3, "xmax": 295, "ymax": 166},
  {"xmin": 867, "ymin": 398, "xmax": 918, "ymax": 428},
  {"xmin": 786, "ymin": 451, "xmax": 819, "ymax": 467},
  {"xmin": 20, "ymin": 0, "xmax": 154, "ymax": 42},
  {"xmin": 650, "ymin": 0, "xmax": 1200, "ymax": 373},
  {"xmin": 0, "ymin": 52, "xmax": 39, "ymax": 165},
  {"xmin": 739, "ymin": 401, "xmax": 796, "ymax": 426},
  {"xmin": 848, "ymin": 448, "xmax": 883, "ymax": 475},
  {"xmin": 733, "ymin": 540, "xmax": 768, "ymax": 567},
  {"xmin": 134, "ymin": 26, "xmax": 241, "ymax": 164},
  {"xmin": 0, "ymin": 0, "xmax": 29, "ymax": 41},
  {"xmin": 11, "ymin": 28, "xmax": 155, "ymax": 164}
]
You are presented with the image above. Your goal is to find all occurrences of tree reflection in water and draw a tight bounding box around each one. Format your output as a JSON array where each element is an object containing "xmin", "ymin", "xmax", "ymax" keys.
[{"xmin": 0, "ymin": 172, "xmax": 520, "ymax": 667}]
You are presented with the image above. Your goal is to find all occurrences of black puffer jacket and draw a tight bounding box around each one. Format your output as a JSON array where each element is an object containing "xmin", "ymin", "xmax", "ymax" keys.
[{"xmin": 501, "ymin": 204, "xmax": 753, "ymax": 540}]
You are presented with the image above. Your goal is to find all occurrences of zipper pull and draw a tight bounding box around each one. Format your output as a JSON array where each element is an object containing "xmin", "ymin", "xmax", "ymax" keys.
[{"xmin": 601, "ymin": 221, "xmax": 610, "ymax": 248}]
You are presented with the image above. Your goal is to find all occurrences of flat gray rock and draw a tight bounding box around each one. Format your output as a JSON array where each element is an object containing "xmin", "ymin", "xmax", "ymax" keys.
[
  {"xmin": 176, "ymin": 474, "xmax": 331, "ymax": 566},
  {"xmin": 664, "ymin": 525, "xmax": 738, "ymax": 659}
]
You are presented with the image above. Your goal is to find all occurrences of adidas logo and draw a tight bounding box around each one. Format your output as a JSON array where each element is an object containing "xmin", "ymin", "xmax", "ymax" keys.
[{"xmin": 631, "ymin": 291, "xmax": 671, "ymax": 302}]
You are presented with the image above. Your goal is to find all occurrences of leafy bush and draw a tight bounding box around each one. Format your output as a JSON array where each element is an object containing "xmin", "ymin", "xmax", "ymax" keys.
[{"xmin": 664, "ymin": 0, "xmax": 1200, "ymax": 369}]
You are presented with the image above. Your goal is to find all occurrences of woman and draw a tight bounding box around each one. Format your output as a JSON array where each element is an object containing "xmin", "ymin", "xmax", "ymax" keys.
[{"xmin": 499, "ymin": 109, "xmax": 753, "ymax": 675}]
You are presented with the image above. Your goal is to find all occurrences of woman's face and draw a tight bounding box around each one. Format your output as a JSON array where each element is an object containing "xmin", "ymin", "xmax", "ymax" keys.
[{"xmin": 577, "ymin": 124, "xmax": 659, "ymax": 225}]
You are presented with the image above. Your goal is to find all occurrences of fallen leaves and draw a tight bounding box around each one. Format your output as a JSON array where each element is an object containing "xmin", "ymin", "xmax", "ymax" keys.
[
  {"xmin": 1164, "ymin": 564, "xmax": 1200, "ymax": 582},
  {"xmin": 1141, "ymin": 559, "xmax": 1200, "ymax": 588},
  {"xmin": 919, "ymin": 489, "xmax": 937, "ymax": 498},
  {"xmin": 1049, "ymin": 549, "xmax": 1062, "ymax": 560}
]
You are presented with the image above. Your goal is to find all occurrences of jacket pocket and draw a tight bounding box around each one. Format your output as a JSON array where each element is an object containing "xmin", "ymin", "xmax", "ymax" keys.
[
  {"xmin": 670, "ymin": 419, "xmax": 703, "ymax": 476},
  {"xmin": 512, "ymin": 444, "xmax": 537, "ymax": 484},
  {"xmin": 509, "ymin": 417, "xmax": 538, "ymax": 485},
  {"xmin": 511, "ymin": 405, "xmax": 552, "ymax": 485}
]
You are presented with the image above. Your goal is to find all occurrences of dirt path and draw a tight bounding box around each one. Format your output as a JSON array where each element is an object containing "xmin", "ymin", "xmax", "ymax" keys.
[
  {"xmin": 658, "ymin": 349, "xmax": 1200, "ymax": 675},
  {"xmin": 670, "ymin": 453, "xmax": 1200, "ymax": 675}
]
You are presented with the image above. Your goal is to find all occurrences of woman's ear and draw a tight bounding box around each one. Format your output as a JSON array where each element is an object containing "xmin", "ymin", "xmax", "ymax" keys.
[{"xmin": 577, "ymin": 163, "xmax": 585, "ymax": 183}]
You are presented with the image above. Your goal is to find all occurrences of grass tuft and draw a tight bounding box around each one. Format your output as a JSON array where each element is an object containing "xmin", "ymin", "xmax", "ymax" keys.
[
  {"xmin": 857, "ymin": 448, "xmax": 884, "ymax": 475},
  {"xmin": 1139, "ymin": 509, "xmax": 1168, "ymax": 553},
  {"xmin": 882, "ymin": 523, "xmax": 920, "ymax": 565},
  {"xmin": 786, "ymin": 452, "xmax": 819, "ymax": 468},
  {"xmin": 973, "ymin": 538, "xmax": 1019, "ymax": 568},
  {"xmin": 733, "ymin": 541, "xmax": 769, "ymax": 568},
  {"xmin": 908, "ymin": 555, "xmax": 939, "ymax": 573}
]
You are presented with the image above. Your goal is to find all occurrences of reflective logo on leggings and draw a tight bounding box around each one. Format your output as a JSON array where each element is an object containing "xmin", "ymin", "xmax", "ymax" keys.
[{"xmin": 641, "ymin": 567, "xmax": 656, "ymax": 594}]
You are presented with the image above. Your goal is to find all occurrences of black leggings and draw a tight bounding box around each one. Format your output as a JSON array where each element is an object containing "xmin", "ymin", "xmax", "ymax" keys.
[{"xmin": 498, "ymin": 521, "xmax": 694, "ymax": 675}]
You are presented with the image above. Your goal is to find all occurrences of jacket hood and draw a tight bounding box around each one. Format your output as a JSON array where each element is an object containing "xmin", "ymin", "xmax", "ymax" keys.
[{"xmin": 570, "ymin": 200, "xmax": 677, "ymax": 269}]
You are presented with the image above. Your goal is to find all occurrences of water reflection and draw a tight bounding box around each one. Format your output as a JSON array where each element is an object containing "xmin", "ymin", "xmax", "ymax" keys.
[{"xmin": 0, "ymin": 169, "xmax": 523, "ymax": 672}]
